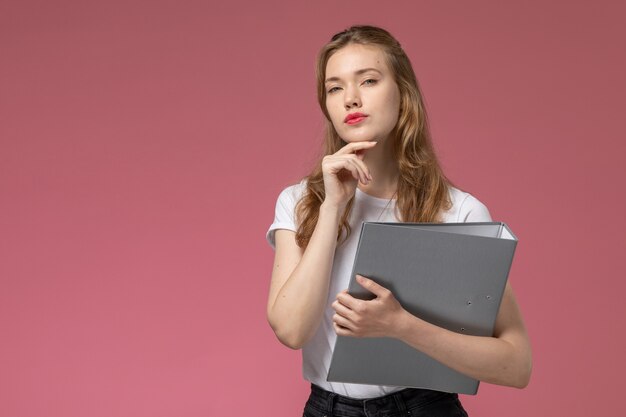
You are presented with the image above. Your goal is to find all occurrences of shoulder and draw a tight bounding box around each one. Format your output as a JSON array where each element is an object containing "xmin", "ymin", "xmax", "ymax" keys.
[
  {"xmin": 267, "ymin": 179, "xmax": 308, "ymax": 249},
  {"xmin": 275, "ymin": 178, "xmax": 308, "ymax": 208},
  {"xmin": 443, "ymin": 185, "xmax": 492, "ymax": 223}
]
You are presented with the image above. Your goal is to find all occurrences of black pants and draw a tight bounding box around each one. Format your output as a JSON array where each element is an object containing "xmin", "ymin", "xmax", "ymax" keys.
[{"xmin": 303, "ymin": 384, "xmax": 469, "ymax": 417}]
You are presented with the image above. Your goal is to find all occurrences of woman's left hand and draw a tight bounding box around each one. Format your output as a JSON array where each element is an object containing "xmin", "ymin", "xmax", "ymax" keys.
[{"xmin": 332, "ymin": 275, "xmax": 406, "ymax": 338}]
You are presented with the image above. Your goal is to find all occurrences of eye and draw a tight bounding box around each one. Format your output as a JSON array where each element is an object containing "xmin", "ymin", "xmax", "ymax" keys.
[
  {"xmin": 363, "ymin": 79, "xmax": 378, "ymax": 86},
  {"xmin": 327, "ymin": 86, "xmax": 341, "ymax": 94}
]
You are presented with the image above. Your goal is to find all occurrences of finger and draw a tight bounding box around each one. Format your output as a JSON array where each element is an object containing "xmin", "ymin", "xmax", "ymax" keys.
[
  {"xmin": 333, "ymin": 321, "xmax": 352, "ymax": 336},
  {"xmin": 332, "ymin": 164, "xmax": 360, "ymax": 184},
  {"xmin": 333, "ymin": 315, "xmax": 355, "ymax": 332},
  {"xmin": 340, "ymin": 154, "xmax": 372, "ymax": 184},
  {"xmin": 336, "ymin": 291, "xmax": 363, "ymax": 311},
  {"xmin": 347, "ymin": 158, "xmax": 371, "ymax": 184},
  {"xmin": 336, "ymin": 141, "xmax": 377, "ymax": 156},
  {"xmin": 332, "ymin": 299, "xmax": 357, "ymax": 321},
  {"xmin": 337, "ymin": 158, "xmax": 370, "ymax": 184},
  {"xmin": 324, "ymin": 154, "xmax": 371, "ymax": 183},
  {"xmin": 346, "ymin": 154, "xmax": 373, "ymax": 181},
  {"xmin": 341, "ymin": 158, "xmax": 368, "ymax": 184},
  {"xmin": 356, "ymin": 275, "xmax": 391, "ymax": 298},
  {"xmin": 325, "ymin": 157, "xmax": 364, "ymax": 183}
]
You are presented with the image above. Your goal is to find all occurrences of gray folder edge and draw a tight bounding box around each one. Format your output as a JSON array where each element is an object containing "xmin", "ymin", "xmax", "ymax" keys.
[{"xmin": 326, "ymin": 222, "xmax": 518, "ymax": 395}]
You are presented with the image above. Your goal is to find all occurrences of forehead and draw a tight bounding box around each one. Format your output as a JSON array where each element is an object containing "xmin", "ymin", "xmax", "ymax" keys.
[{"xmin": 325, "ymin": 43, "xmax": 389, "ymax": 78}]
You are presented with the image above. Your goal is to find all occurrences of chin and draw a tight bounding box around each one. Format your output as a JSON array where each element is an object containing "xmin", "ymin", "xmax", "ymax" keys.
[
  {"xmin": 346, "ymin": 138, "xmax": 375, "ymax": 143},
  {"xmin": 340, "ymin": 132, "xmax": 377, "ymax": 143}
]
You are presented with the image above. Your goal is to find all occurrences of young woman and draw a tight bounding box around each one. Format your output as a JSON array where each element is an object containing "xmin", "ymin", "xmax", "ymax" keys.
[{"xmin": 266, "ymin": 25, "xmax": 532, "ymax": 417}]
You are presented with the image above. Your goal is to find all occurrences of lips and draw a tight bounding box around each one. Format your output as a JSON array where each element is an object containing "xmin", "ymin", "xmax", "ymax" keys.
[{"xmin": 344, "ymin": 113, "xmax": 368, "ymax": 125}]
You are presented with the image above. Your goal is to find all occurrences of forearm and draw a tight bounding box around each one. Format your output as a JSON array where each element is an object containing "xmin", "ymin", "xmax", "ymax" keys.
[
  {"xmin": 268, "ymin": 202, "xmax": 343, "ymax": 349},
  {"xmin": 395, "ymin": 311, "xmax": 532, "ymax": 388}
]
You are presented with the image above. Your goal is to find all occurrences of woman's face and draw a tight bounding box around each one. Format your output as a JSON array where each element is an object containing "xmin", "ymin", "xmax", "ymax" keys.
[{"xmin": 324, "ymin": 43, "xmax": 401, "ymax": 144}]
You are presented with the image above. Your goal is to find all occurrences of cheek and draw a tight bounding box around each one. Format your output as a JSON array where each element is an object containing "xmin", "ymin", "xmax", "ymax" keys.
[
  {"xmin": 326, "ymin": 100, "xmax": 345, "ymax": 129},
  {"xmin": 387, "ymin": 88, "xmax": 401, "ymax": 111},
  {"xmin": 377, "ymin": 99, "xmax": 397, "ymax": 123},
  {"xmin": 383, "ymin": 91, "xmax": 401, "ymax": 124}
]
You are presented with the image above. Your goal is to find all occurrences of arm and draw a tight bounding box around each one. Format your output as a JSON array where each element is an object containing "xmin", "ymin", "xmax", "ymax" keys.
[
  {"xmin": 332, "ymin": 275, "xmax": 532, "ymax": 388},
  {"xmin": 267, "ymin": 203, "xmax": 342, "ymax": 349},
  {"xmin": 267, "ymin": 141, "xmax": 377, "ymax": 349}
]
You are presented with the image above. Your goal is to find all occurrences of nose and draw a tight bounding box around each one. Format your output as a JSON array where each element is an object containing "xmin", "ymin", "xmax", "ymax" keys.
[{"xmin": 344, "ymin": 85, "xmax": 361, "ymax": 109}]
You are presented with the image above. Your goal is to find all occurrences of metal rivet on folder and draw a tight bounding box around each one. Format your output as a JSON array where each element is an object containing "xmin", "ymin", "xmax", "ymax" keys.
[
  {"xmin": 486, "ymin": 295, "xmax": 491, "ymax": 300},
  {"xmin": 467, "ymin": 301, "xmax": 472, "ymax": 305}
]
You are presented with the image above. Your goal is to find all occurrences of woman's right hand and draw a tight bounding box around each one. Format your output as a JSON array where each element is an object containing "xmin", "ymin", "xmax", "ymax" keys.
[{"xmin": 321, "ymin": 141, "xmax": 377, "ymax": 209}]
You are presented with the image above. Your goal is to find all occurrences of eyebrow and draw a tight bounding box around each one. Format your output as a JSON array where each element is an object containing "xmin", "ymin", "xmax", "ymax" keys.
[{"xmin": 324, "ymin": 68, "xmax": 382, "ymax": 83}]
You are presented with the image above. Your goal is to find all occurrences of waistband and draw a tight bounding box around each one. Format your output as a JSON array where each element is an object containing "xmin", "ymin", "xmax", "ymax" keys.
[{"xmin": 308, "ymin": 383, "xmax": 459, "ymax": 415}]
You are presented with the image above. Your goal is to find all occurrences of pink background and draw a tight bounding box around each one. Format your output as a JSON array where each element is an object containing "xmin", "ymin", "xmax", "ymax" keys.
[{"xmin": 1, "ymin": 0, "xmax": 624, "ymax": 416}]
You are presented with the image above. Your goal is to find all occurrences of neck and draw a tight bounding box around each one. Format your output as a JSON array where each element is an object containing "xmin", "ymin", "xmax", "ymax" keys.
[{"xmin": 357, "ymin": 137, "xmax": 399, "ymax": 199}]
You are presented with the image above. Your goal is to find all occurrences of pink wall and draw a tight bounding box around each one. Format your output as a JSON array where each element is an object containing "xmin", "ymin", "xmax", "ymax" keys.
[{"xmin": 1, "ymin": 0, "xmax": 624, "ymax": 416}]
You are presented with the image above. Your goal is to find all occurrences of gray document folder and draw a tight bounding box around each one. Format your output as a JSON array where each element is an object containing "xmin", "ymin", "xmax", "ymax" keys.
[{"xmin": 327, "ymin": 222, "xmax": 517, "ymax": 395}]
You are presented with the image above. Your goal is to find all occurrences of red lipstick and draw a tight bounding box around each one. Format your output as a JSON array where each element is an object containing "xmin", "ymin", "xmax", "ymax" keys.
[{"xmin": 344, "ymin": 112, "xmax": 368, "ymax": 125}]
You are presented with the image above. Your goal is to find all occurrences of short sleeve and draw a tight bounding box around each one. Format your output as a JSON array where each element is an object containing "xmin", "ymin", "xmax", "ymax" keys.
[
  {"xmin": 458, "ymin": 193, "xmax": 493, "ymax": 223},
  {"xmin": 266, "ymin": 183, "xmax": 304, "ymax": 250}
]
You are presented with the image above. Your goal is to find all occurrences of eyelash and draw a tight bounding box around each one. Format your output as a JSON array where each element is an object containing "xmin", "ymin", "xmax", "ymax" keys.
[{"xmin": 327, "ymin": 79, "xmax": 378, "ymax": 94}]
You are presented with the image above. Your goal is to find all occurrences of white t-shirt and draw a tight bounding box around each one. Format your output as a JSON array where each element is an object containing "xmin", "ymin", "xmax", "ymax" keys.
[{"xmin": 266, "ymin": 180, "xmax": 492, "ymax": 399}]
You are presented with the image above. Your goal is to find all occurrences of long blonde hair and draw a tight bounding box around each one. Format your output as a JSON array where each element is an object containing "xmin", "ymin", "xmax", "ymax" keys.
[{"xmin": 295, "ymin": 25, "xmax": 452, "ymax": 248}]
